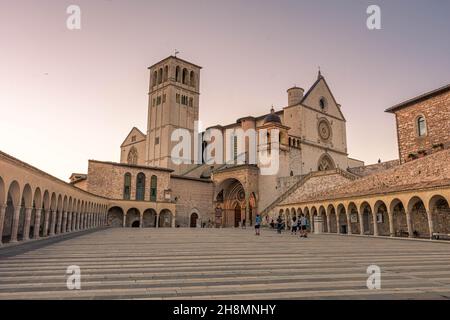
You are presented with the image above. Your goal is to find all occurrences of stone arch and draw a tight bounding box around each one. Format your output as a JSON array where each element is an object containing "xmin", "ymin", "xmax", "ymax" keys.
[
  {"xmin": 159, "ymin": 209, "xmax": 173, "ymax": 228},
  {"xmin": 389, "ymin": 198, "xmax": 407, "ymax": 237},
  {"xmin": 407, "ymin": 196, "xmax": 430, "ymax": 238},
  {"xmin": 336, "ymin": 203, "xmax": 347, "ymax": 234},
  {"xmin": 0, "ymin": 176, "xmax": 5, "ymax": 206},
  {"xmin": 318, "ymin": 154, "xmax": 335, "ymax": 171},
  {"xmin": 190, "ymin": 212, "xmax": 199, "ymax": 228},
  {"xmin": 347, "ymin": 202, "xmax": 360, "ymax": 234},
  {"xmin": 108, "ymin": 206, "xmax": 124, "ymax": 227},
  {"xmin": 126, "ymin": 208, "xmax": 140, "ymax": 227},
  {"xmin": 429, "ymin": 195, "xmax": 450, "ymax": 235},
  {"xmin": 190, "ymin": 70, "xmax": 195, "ymax": 87},
  {"xmin": 360, "ymin": 201, "xmax": 374, "ymax": 235},
  {"xmin": 327, "ymin": 204, "xmax": 337, "ymax": 233},
  {"xmin": 373, "ymin": 200, "xmax": 390, "ymax": 236},
  {"xmin": 319, "ymin": 205, "xmax": 327, "ymax": 233},
  {"xmin": 182, "ymin": 68, "xmax": 188, "ymax": 84},
  {"xmin": 175, "ymin": 66, "xmax": 181, "ymax": 82},
  {"xmin": 143, "ymin": 208, "xmax": 157, "ymax": 228},
  {"xmin": 3, "ymin": 181, "xmax": 21, "ymax": 243},
  {"xmin": 136, "ymin": 172, "xmax": 146, "ymax": 201}
]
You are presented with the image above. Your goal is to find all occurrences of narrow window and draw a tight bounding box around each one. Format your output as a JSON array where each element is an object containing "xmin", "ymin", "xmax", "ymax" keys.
[
  {"xmin": 233, "ymin": 136, "xmax": 238, "ymax": 161},
  {"xmin": 136, "ymin": 173, "xmax": 146, "ymax": 201},
  {"xmin": 150, "ymin": 175, "xmax": 157, "ymax": 202},
  {"xmin": 123, "ymin": 173, "xmax": 131, "ymax": 200},
  {"xmin": 417, "ymin": 116, "xmax": 426, "ymax": 137}
]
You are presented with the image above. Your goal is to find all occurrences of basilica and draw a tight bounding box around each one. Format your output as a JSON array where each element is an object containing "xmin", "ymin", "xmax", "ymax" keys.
[{"xmin": 72, "ymin": 55, "xmax": 365, "ymax": 228}]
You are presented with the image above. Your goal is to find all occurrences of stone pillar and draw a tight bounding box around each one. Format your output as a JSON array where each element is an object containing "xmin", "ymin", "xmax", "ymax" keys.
[
  {"xmin": 10, "ymin": 206, "xmax": 22, "ymax": 243},
  {"xmin": 245, "ymin": 197, "xmax": 250, "ymax": 227},
  {"xmin": 139, "ymin": 213, "xmax": 143, "ymax": 228},
  {"xmin": 358, "ymin": 211, "xmax": 364, "ymax": 235},
  {"xmin": 373, "ymin": 211, "xmax": 379, "ymax": 236},
  {"xmin": 67, "ymin": 212, "xmax": 72, "ymax": 232},
  {"xmin": 310, "ymin": 215, "xmax": 314, "ymax": 233},
  {"xmin": 34, "ymin": 208, "xmax": 42, "ymax": 239},
  {"xmin": 388, "ymin": 211, "xmax": 395, "ymax": 237},
  {"xmin": 0, "ymin": 205, "xmax": 7, "ymax": 245},
  {"xmin": 406, "ymin": 211, "xmax": 413, "ymax": 238},
  {"xmin": 426, "ymin": 210, "xmax": 434, "ymax": 239},
  {"xmin": 49, "ymin": 210, "xmax": 57, "ymax": 236},
  {"xmin": 122, "ymin": 214, "xmax": 126, "ymax": 227},
  {"xmin": 56, "ymin": 210, "xmax": 63, "ymax": 234},
  {"xmin": 171, "ymin": 214, "xmax": 176, "ymax": 228},
  {"xmin": 23, "ymin": 207, "xmax": 33, "ymax": 241},
  {"xmin": 156, "ymin": 214, "xmax": 160, "ymax": 228},
  {"xmin": 326, "ymin": 215, "xmax": 331, "ymax": 233},
  {"xmin": 336, "ymin": 215, "xmax": 340, "ymax": 234},
  {"xmin": 62, "ymin": 212, "xmax": 68, "ymax": 233},
  {"xmin": 43, "ymin": 209, "xmax": 50, "ymax": 237},
  {"xmin": 347, "ymin": 214, "xmax": 353, "ymax": 235}
]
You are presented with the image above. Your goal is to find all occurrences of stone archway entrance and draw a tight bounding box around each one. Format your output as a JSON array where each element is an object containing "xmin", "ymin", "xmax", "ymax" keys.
[
  {"xmin": 131, "ymin": 221, "xmax": 140, "ymax": 228},
  {"xmin": 190, "ymin": 212, "xmax": 198, "ymax": 228},
  {"xmin": 214, "ymin": 178, "xmax": 249, "ymax": 228}
]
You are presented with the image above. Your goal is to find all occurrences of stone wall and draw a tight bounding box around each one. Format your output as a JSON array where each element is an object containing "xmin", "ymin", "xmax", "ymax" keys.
[
  {"xmin": 348, "ymin": 159, "xmax": 400, "ymax": 177},
  {"xmin": 170, "ymin": 176, "xmax": 214, "ymax": 227},
  {"xmin": 394, "ymin": 89, "xmax": 450, "ymax": 164},
  {"xmin": 86, "ymin": 160, "xmax": 171, "ymax": 201}
]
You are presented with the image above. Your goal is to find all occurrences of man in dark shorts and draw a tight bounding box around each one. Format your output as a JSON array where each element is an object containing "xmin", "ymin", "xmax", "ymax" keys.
[{"xmin": 255, "ymin": 214, "xmax": 261, "ymax": 236}]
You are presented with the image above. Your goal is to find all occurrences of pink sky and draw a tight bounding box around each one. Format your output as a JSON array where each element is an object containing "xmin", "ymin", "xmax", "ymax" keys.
[{"xmin": 0, "ymin": 0, "xmax": 449, "ymax": 180}]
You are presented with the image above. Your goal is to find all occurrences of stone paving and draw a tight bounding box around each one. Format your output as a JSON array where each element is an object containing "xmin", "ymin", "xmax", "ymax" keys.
[{"xmin": 0, "ymin": 228, "xmax": 450, "ymax": 300}]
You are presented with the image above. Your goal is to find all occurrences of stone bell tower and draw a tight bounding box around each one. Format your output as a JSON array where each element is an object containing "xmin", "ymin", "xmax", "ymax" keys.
[{"xmin": 145, "ymin": 56, "xmax": 202, "ymax": 174}]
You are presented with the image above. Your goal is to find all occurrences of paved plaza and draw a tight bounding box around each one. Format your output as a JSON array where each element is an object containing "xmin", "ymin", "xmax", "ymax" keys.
[{"xmin": 0, "ymin": 228, "xmax": 450, "ymax": 299}]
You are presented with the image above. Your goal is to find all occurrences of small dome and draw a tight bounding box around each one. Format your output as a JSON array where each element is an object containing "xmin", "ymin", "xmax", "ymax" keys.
[{"xmin": 264, "ymin": 107, "xmax": 281, "ymax": 124}]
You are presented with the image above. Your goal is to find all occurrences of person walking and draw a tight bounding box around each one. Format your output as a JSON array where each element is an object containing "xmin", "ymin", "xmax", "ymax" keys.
[
  {"xmin": 255, "ymin": 213, "xmax": 261, "ymax": 236},
  {"xmin": 291, "ymin": 216, "xmax": 298, "ymax": 235},
  {"xmin": 299, "ymin": 214, "xmax": 308, "ymax": 238},
  {"xmin": 276, "ymin": 215, "xmax": 283, "ymax": 234}
]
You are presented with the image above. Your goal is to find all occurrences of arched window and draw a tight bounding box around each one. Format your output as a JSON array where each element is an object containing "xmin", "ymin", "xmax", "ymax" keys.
[
  {"xmin": 158, "ymin": 68, "xmax": 163, "ymax": 84},
  {"xmin": 182, "ymin": 68, "xmax": 188, "ymax": 84},
  {"xmin": 153, "ymin": 71, "xmax": 157, "ymax": 87},
  {"xmin": 175, "ymin": 66, "xmax": 180, "ymax": 82},
  {"xmin": 319, "ymin": 97, "xmax": 327, "ymax": 111},
  {"xmin": 123, "ymin": 173, "xmax": 131, "ymax": 200},
  {"xmin": 150, "ymin": 175, "xmax": 157, "ymax": 202},
  {"xmin": 417, "ymin": 116, "xmax": 427, "ymax": 137},
  {"xmin": 318, "ymin": 154, "xmax": 335, "ymax": 171},
  {"xmin": 190, "ymin": 71, "xmax": 195, "ymax": 87},
  {"xmin": 164, "ymin": 65, "xmax": 168, "ymax": 81},
  {"xmin": 127, "ymin": 147, "xmax": 138, "ymax": 165},
  {"xmin": 136, "ymin": 173, "xmax": 146, "ymax": 201}
]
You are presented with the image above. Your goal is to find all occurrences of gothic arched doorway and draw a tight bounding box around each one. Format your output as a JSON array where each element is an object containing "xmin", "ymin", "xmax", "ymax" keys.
[
  {"xmin": 190, "ymin": 213, "xmax": 198, "ymax": 228},
  {"xmin": 318, "ymin": 154, "xmax": 335, "ymax": 171}
]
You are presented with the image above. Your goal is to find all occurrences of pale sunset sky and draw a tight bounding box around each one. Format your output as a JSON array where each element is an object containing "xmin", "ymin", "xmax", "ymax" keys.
[{"xmin": 0, "ymin": 0, "xmax": 449, "ymax": 180}]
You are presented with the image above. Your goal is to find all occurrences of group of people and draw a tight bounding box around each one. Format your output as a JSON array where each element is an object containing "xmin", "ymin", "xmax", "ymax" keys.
[
  {"xmin": 252, "ymin": 213, "xmax": 309, "ymax": 238},
  {"xmin": 268, "ymin": 214, "xmax": 309, "ymax": 237}
]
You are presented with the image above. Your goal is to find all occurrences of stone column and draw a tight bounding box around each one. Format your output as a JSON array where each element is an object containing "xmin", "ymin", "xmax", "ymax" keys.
[
  {"xmin": 171, "ymin": 214, "xmax": 176, "ymax": 228},
  {"xmin": 62, "ymin": 211, "xmax": 68, "ymax": 233},
  {"xmin": 56, "ymin": 210, "xmax": 63, "ymax": 234},
  {"xmin": 34, "ymin": 208, "xmax": 42, "ymax": 239},
  {"xmin": 358, "ymin": 211, "xmax": 364, "ymax": 235},
  {"xmin": 10, "ymin": 206, "xmax": 22, "ymax": 243},
  {"xmin": 43, "ymin": 209, "xmax": 50, "ymax": 237},
  {"xmin": 122, "ymin": 214, "xmax": 126, "ymax": 227},
  {"xmin": 326, "ymin": 215, "xmax": 331, "ymax": 233},
  {"xmin": 139, "ymin": 213, "xmax": 143, "ymax": 228},
  {"xmin": 67, "ymin": 212, "xmax": 72, "ymax": 232},
  {"xmin": 156, "ymin": 214, "xmax": 160, "ymax": 228},
  {"xmin": 372, "ymin": 211, "xmax": 379, "ymax": 236},
  {"xmin": 406, "ymin": 211, "xmax": 413, "ymax": 238},
  {"xmin": 0, "ymin": 205, "xmax": 7, "ymax": 245},
  {"xmin": 23, "ymin": 207, "xmax": 33, "ymax": 241},
  {"xmin": 426, "ymin": 210, "xmax": 434, "ymax": 239},
  {"xmin": 49, "ymin": 210, "xmax": 57, "ymax": 236},
  {"xmin": 388, "ymin": 211, "xmax": 395, "ymax": 237},
  {"xmin": 245, "ymin": 197, "xmax": 250, "ymax": 227},
  {"xmin": 347, "ymin": 213, "xmax": 353, "ymax": 234},
  {"xmin": 336, "ymin": 215, "xmax": 340, "ymax": 234}
]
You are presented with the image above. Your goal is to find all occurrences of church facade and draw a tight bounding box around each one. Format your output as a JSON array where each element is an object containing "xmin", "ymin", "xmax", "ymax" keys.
[{"xmin": 74, "ymin": 55, "xmax": 365, "ymax": 228}]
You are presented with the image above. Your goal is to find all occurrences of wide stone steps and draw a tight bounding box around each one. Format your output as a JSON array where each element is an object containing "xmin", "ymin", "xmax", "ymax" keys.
[{"xmin": 0, "ymin": 228, "xmax": 449, "ymax": 299}]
